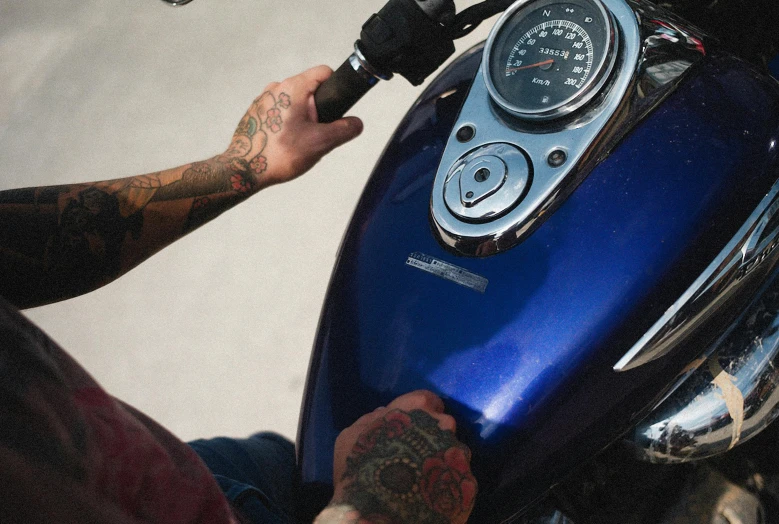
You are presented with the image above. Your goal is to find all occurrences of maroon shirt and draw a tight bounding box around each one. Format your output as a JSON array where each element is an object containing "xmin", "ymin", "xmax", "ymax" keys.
[{"xmin": 0, "ymin": 299, "xmax": 239, "ymax": 523}]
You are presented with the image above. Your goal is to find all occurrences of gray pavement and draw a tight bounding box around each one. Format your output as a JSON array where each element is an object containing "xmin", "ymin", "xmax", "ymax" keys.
[{"xmin": 0, "ymin": 0, "xmax": 493, "ymax": 442}]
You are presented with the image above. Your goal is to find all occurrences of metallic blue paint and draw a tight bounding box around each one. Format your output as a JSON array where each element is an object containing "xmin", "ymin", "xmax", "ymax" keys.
[{"xmin": 297, "ymin": 47, "xmax": 779, "ymax": 521}]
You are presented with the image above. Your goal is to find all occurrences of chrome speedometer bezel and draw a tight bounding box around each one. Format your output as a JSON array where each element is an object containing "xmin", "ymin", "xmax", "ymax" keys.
[{"xmin": 483, "ymin": 0, "xmax": 619, "ymax": 121}]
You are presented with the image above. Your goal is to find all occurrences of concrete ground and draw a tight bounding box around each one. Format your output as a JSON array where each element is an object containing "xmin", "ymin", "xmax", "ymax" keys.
[{"xmin": 0, "ymin": 0, "xmax": 493, "ymax": 442}]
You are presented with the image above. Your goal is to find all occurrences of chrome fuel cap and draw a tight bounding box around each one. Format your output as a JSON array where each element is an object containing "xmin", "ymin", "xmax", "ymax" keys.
[{"xmin": 443, "ymin": 143, "xmax": 530, "ymax": 222}]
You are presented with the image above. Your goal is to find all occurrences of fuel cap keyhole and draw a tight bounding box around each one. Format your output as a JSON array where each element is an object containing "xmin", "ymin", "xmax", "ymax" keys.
[
  {"xmin": 467, "ymin": 169, "xmax": 492, "ymax": 198},
  {"xmin": 458, "ymin": 157, "xmax": 507, "ymax": 208},
  {"xmin": 475, "ymin": 168, "xmax": 491, "ymax": 182}
]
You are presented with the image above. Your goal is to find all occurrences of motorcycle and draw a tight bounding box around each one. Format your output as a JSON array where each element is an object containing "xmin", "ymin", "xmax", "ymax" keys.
[{"xmin": 296, "ymin": 0, "xmax": 779, "ymax": 521}]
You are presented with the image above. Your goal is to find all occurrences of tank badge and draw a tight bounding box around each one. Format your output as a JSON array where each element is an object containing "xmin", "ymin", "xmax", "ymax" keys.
[{"xmin": 405, "ymin": 252, "xmax": 488, "ymax": 293}]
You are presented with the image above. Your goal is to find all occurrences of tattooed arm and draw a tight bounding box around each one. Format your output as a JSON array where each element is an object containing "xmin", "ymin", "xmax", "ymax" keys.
[
  {"xmin": 314, "ymin": 390, "xmax": 478, "ymax": 524},
  {"xmin": 0, "ymin": 66, "xmax": 362, "ymax": 309}
]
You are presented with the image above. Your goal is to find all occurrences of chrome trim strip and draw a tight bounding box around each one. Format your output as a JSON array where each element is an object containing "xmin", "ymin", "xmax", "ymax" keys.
[
  {"xmin": 614, "ymin": 179, "xmax": 779, "ymax": 371},
  {"xmin": 629, "ymin": 268, "xmax": 779, "ymax": 463}
]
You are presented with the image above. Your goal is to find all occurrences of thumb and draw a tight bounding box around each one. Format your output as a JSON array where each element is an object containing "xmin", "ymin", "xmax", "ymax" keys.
[{"xmin": 319, "ymin": 117, "xmax": 364, "ymax": 153}]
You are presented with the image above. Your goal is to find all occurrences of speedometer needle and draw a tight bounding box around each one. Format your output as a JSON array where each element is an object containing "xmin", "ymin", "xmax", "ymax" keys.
[{"xmin": 506, "ymin": 59, "xmax": 554, "ymax": 73}]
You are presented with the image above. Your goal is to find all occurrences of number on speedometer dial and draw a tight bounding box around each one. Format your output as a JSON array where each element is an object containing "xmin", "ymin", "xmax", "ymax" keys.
[{"xmin": 485, "ymin": 0, "xmax": 617, "ymax": 120}]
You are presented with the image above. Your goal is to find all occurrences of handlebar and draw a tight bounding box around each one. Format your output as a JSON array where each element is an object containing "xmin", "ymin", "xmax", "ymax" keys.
[
  {"xmin": 315, "ymin": 48, "xmax": 393, "ymax": 123},
  {"xmin": 313, "ymin": 0, "xmax": 458, "ymax": 124}
]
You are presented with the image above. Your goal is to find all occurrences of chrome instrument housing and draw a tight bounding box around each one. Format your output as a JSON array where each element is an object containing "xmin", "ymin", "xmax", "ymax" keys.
[
  {"xmin": 483, "ymin": 0, "xmax": 619, "ymax": 120},
  {"xmin": 430, "ymin": 0, "xmax": 707, "ymax": 257}
]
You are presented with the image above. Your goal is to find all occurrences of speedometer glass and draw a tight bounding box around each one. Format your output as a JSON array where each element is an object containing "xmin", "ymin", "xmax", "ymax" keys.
[{"xmin": 485, "ymin": 0, "xmax": 617, "ymax": 120}]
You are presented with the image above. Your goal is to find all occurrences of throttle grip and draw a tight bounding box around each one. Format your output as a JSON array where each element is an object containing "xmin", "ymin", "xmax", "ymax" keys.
[{"xmin": 315, "ymin": 52, "xmax": 389, "ymax": 123}]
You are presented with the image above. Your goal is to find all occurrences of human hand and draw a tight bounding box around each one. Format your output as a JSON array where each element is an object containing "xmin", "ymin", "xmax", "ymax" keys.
[
  {"xmin": 315, "ymin": 390, "xmax": 477, "ymax": 524},
  {"xmin": 218, "ymin": 66, "xmax": 363, "ymax": 192}
]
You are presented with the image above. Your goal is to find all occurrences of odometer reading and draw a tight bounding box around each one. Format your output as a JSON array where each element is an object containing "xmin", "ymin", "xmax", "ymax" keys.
[
  {"xmin": 485, "ymin": 0, "xmax": 616, "ymax": 120},
  {"xmin": 507, "ymin": 21, "xmax": 592, "ymax": 90}
]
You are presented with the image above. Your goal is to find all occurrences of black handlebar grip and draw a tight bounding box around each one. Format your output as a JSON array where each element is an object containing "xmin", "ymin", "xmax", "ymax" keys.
[{"xmin": 315, "ymin": 58, "xmax": 377, "ymax": 123}]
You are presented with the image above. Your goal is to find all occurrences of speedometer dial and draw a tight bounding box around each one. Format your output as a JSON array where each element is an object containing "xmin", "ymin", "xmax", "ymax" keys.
[{"xmin": 484, "ymin": 0, "xmax": 617, "ymax": 120}]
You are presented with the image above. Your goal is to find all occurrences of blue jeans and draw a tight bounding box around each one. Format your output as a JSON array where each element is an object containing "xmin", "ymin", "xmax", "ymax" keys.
[{"xmin": 189, "ymin": 433, "xmax": 300, "ymax": 524}]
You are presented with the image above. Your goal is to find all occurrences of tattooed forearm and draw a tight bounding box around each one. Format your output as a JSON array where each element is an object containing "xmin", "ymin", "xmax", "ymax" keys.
[
  {"xmin": 0, "ymin": 91, "xmax": 292, "ymax": 308},
  {"xmin": 329, "ymin": 409, "xmax": 477, "ymax": 524}
]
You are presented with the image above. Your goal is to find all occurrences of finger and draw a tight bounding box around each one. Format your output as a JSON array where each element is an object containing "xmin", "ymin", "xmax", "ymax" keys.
[
  {"xmin": 312, "ymin": 113, "xmax": 363, "ymax": 148},
  {"xmin": 300, "ymin": 65, "xmax": 334, "ymax": 91},
  {"xmin": 305, "ymin": 75, "xmax": 365, "ymax": 126},
  {"xmin": 350, "ymin": 405, "xmax": 387, "ymax": 428},
  {"xmin": 459, "ymin": 442, "xmax": 473, "ymax": 463},
  {"xmin": 387, "ymin": 390, "xmax": 446, "ymax": 414},
  {"xmin": 436, "ymin": 413, "xmax": 457, "ymax": 433},
  {"xmin": 322, "ymin": 117, "xmax": 363, "ymax": 148}
]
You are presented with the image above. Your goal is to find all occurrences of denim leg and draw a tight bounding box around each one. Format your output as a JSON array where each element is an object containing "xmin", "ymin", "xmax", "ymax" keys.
[{"xmin": 189, "ymin": 432, "xmax": 299, "ymax": 524}]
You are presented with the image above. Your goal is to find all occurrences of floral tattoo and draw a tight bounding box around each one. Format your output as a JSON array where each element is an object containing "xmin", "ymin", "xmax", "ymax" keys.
[
  {"xmin": 249, "ymin": 155, "xmax": 267, "ymax": 176},
  {"xmin": 0, "ymin": 89, "xmax": 296, "ymax": 307},
  {"xmin": 219, "ymin": 90, "xmax": 291, "ymax": 194},
  {"xmin": 338, "ymin": 409, "xmax": 477, "ymax": 524},
  {"xmin": 266, "ymin": 107, "xmax": 283, "ymax": 133}
]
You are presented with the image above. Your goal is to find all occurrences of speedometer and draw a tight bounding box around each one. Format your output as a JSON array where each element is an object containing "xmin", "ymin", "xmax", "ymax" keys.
[{"xmin": 484, "ymin": 0, "xmax": 617, "ymax": 120}]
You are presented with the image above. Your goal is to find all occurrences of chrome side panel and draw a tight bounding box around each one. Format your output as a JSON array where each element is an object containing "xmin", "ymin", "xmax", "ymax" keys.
[
  {"xmin": 615, "ymin": 179, "xmax": 779, "ymax": 371},
  {"xmin": 631, "ymin": 266, "xmax": 779, "ymax": 462}
]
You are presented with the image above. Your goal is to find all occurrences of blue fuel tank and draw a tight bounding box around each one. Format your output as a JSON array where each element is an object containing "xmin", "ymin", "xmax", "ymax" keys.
[{"xmin": 297, "ymin": 37, "xmax": 779, "ymax": 522}]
